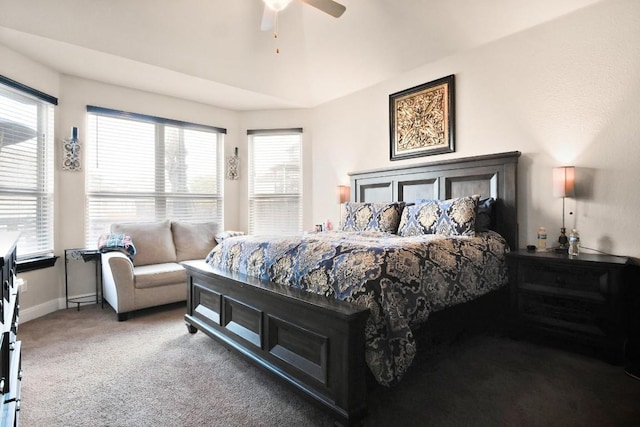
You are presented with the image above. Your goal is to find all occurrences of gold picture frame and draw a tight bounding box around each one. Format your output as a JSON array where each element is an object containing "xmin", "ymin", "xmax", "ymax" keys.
[{"xmin": 389, "ymin": 75, "xmax": 455, "ymax": 160}]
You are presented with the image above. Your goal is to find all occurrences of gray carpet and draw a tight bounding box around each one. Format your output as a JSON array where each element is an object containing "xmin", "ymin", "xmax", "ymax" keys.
[{"xmin": 18, "ymin": 303, "xmax": 640, "ymax": 427}]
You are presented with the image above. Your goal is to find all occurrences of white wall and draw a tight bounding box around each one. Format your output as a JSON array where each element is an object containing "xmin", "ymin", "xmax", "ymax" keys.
[
  {"xmin": 1, "ymin": 50, "xmax": 244, "ymax": 320},
  {"xmin": 3, "ymin": 0, "xmax": 640, "ymax": 321},
  {"xmin": 310, "ymin": 0, "xmax": 640, "ymax": 259}
]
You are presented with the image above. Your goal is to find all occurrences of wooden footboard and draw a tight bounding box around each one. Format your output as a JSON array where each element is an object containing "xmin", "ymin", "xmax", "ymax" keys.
[{"xmin": 182, "ymin": 260, "xmax": 370, "ymax": 426}]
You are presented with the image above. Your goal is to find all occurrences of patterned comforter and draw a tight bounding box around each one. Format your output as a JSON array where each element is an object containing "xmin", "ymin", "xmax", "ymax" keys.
[{"xmin": 205, "ymin": 230, "xmax": 509, "ymax": 386}]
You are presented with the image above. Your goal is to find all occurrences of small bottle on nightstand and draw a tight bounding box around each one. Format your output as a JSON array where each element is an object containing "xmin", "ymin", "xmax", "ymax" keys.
[
  {"xmin": 537, "ymin": 227, "xmax": 547, "ymax": 251},
  {"xmin": 568, "ymin": 229, "xmax": 580, "ymax": 256}
]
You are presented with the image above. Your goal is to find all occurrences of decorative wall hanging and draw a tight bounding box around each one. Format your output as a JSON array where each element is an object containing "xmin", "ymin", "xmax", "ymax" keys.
[
  {"xmin": 389, "ymin": 74, "xmax": 455, "ymax": 160},
  {"xmin": 62, "ymin": 126, "xmax": 81, "ymax": 171},
  {"xmin": 226, "ymin": 146, "xmax": 239, "ymax": 180}
]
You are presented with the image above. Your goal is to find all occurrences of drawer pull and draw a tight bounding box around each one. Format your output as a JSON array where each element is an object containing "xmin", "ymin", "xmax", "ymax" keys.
[
  {"xmin": 0, "ymin": 378, "xmax": 4, "ymax": 390},
  {"xmin": 3, "ymin": 280, "xmax": 8, "ymax": 291},
  {"xmin": 16, "ymin": 399, "xmax": 21, "ymax": 411},
  {"xmin": 18, "ymin": 369, "xmax": 23, "ymax": 380}
]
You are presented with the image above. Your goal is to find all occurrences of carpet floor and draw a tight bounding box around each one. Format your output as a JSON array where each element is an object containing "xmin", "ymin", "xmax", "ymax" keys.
[{"xmin": 18, "ymin": 303, "xmax": 640, "ymax": 427}]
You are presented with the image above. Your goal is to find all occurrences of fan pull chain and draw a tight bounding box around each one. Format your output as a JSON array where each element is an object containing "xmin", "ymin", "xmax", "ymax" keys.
[{"xmin": 274, "ymin": 11, "xmax": 280, "ymax": 54}]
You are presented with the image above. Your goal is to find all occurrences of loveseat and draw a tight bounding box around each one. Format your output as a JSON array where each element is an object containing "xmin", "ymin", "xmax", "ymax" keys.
[{"xmin": 101, "ymin": 220, "xmax": 219, "ymax": 321}]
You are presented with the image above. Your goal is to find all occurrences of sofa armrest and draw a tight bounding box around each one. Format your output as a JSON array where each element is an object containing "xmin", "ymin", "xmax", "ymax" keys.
[{"xmin": 101, "ymin": 251, "xmax": 136, "ymax": 315}]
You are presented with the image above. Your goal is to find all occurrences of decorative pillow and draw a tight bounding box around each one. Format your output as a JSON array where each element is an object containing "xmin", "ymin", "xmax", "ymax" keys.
[
  {"xmin": 340, "ymin": 202, "xmax": 405, "ymax": 233},
  {"xmin": 111, "ymin": 220, "xmax": 176, "ymax": 266},
  {"xmin": 475, "ymin": 197, "xmax": 496, "ymax": 232},
  {"xmin": 398, "ymin": 195, "xmax": 480, "ymax": 237},
  {"xmin": 214, "ymin": 230, "xmax": 245, "ymax": 244},
  {"xmin": 172, "ymin": 221, "xmax": 219, "ymax": 262}
]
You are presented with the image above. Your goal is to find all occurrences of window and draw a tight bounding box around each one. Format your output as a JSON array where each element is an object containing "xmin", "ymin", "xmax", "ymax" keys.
[
  {"xmin": 248, "ymin": 129, "xmax": 302, "ymax": 235},
  {"xmin": 85, "ymin": 106, "xmax": 225, "ymax": 247},
  {"xmin": 0, "ymin": 76, "xmax": 56, "ymax": 259}
]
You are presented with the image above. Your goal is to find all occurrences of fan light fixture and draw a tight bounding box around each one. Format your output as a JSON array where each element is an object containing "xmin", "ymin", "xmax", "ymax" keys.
[
  {"xmin": 260, "ymin": 0, "xmax": 346, "ymax": 54},
  {"xmin": 262, "ymin": 0, "xmax": 293, "ymax": 53},
  {"xmin": 263, "ymin": 0, "xmax": 293, "ymax": 12}
]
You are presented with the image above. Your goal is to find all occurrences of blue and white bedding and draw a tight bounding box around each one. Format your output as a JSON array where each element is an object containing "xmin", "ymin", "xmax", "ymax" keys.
[{"xmin": 205, "ymin": 229, "xmax": 509, "ymax": 386}]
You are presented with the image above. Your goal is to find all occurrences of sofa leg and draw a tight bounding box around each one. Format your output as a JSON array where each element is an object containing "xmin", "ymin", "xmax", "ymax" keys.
[{"xmin": 117, "ymin": 312, "xmax": 129, "ymax": 321}]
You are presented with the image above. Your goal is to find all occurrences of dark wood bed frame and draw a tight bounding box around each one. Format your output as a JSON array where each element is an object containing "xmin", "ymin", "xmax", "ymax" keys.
[{"xmin": 183, "ymin": 151, "xmax": 520, "ymax": 426}]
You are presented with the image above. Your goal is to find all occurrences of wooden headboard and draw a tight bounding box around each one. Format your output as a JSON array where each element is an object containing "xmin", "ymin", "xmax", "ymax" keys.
[{"xmin": 348, "ymin": 151, "xmax": 521, "ymax": 250}]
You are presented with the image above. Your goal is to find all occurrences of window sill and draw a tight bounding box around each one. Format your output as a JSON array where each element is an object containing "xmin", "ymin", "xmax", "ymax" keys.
[{"xmin": 17, "ymin": 255, "xmax": 59, "ymax": 273}]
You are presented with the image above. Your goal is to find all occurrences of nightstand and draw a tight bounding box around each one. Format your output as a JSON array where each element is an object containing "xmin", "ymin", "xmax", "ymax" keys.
[{"xmin": 506, "ymin": 249, "xmax": 635, "ymax": 363}]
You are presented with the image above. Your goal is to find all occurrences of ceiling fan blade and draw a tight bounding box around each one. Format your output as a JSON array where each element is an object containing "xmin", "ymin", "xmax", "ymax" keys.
[
  {"xmin": 261, "ymin": 5, "xmax": 276, "ymax": 31},
  {"xmin": 298, "ymin": 0, "xmax": 346, "ymax": 18}
]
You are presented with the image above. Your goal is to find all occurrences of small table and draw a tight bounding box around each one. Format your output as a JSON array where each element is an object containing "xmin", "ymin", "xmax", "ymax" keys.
[
  {"xmin": 506, "ymin": 249, "xmax": 633, "ymax": 363},
  {"xmin": 64, "ymin": 248, "xmax": 103, "ymax": 310}
]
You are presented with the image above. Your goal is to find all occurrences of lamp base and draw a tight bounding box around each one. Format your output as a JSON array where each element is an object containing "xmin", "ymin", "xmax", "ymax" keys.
[
  {"xmin": 553, "ymin": 227, "xmax": 569, "ymax": 253},
  {"xmin": 558, "ymin": 227, "xmax": 569, "ymax": 245}
]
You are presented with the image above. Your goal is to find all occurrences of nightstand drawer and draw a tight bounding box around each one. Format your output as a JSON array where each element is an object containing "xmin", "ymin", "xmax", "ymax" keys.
[
  {"xmin": 517, "ymin": 292, "xmax": 607, "ymax": 337},
  {"xmin": 518, "ymin": 261, "xmax": 610, "ymax": 298}
]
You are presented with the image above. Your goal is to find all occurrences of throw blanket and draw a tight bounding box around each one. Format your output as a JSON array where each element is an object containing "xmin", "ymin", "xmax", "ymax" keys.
[
  {"xmin": 97, "ymin": 233, "xmax": 137, "ymax": 259},
  {"xmin": 206, "ymin": 230, "xmax": 509, "ymax": 386}
]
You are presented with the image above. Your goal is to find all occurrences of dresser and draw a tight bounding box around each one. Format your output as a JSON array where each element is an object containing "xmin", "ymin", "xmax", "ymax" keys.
[
  {"xmin": 507, "ymin": 249, "xmax": 634, "ymax": 363},
  {"xmin": 0, "ymin": 232, "xmax": 21, "ymax": 427}
]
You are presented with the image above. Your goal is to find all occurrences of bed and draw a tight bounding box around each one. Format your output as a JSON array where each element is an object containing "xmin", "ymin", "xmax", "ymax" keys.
[{"xmin": 183, "ymin": 151, "xmax": 520, "ymax": 425}]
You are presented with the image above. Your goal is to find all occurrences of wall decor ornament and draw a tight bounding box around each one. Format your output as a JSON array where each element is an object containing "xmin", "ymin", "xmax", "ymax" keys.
[
  {"xmin": 62, "ymin": 126, "xmax": 81, "ymax": 171},
  {"xmin": 226, "ymin": 146, "xmax": 239, "ymax": 180},
  {"xmin": 389, "ymin": 74, "xmax": 455, "ymax": 160}
]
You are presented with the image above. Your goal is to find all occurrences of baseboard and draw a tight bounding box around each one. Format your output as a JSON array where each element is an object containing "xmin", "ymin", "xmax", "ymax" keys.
[
  {"xmin": 21, "ymin": 292, "xmax": 101, "ymax": 323},
  {"xmin": 20, "ymin": 297, "xmax": 66, "ymax": 323}
]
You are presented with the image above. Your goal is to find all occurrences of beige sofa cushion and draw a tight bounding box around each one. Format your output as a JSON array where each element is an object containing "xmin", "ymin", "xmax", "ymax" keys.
[
  {"xmin": 133, "ymin": 263, "xmax": 186, "ymax": 289},
  {"xmin": 172, "ymin": 221, "xmax": 219, "ymax": 262},
  {"xmin": 111, "ymin": 220, "xmax": 176, "ymax": 266}
]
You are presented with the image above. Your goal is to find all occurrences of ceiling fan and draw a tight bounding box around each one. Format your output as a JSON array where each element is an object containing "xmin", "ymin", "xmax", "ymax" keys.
[{"xmin": 261, "ymin": 0, "xmax": 346, "ymax": 32}]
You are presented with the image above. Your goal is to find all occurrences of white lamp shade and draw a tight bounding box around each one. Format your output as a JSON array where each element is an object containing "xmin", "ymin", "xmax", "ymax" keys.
[{"xmin": 552, "ymin": 166, "xmax": 575, "ymax": 198}]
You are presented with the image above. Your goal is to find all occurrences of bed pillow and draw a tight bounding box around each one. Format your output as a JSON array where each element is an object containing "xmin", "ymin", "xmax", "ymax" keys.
[
  {"xmin": 214, "ymin": 230, "xmax": 245, "ymax": 244},
  {"xmin": 398, "ymin": 195, "xmax": 480, "ymax": 237},
  {"xmin": 340, "ymin": 202, "xmax": 404, "ymax": 233},
  {"xmin": 475, "ymin": 197, "xmax": 496, "ymax": 232},
  {"xmin": 414, "ymin": 196, "xmax": 494, "ymax": 232}
]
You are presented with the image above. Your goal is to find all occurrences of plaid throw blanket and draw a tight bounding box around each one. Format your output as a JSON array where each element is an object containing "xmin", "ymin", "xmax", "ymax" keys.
[{"xmin": 97, "ymin": 233, "xmax": 137, "ymax": 259}]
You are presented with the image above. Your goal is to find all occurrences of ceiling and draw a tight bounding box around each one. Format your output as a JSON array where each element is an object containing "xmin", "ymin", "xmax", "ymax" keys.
[{"xmin": 0, "ymin": 0, "xmax": 604, "ymax": 111}]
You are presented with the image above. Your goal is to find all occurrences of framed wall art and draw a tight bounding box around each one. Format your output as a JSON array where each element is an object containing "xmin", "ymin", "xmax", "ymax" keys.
[{"xmin": 389, "ymin": 74, "xmax": 455, "ymax": 161}]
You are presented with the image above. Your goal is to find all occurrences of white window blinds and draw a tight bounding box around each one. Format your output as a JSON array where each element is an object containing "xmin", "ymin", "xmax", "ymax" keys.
[
  {"xmin": 248, "ymin": 129, "xmax": 302, "ymax": 235},
  {"xmin": 0, "ymin": 76, "xmax": 56, "ymax": 259},
  {"xmin": 86, "ymin": 106, "xmax": 225, "ymax": 247}
]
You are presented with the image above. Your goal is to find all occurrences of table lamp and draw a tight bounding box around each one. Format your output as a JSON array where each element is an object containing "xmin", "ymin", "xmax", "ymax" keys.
[
  {"xmin": 552, "ymin": 166, "xmax": 575, "ymax": 251},
  {"xmin": 337, "ymin": 185, "xmax": 350, "ymax": 228}
]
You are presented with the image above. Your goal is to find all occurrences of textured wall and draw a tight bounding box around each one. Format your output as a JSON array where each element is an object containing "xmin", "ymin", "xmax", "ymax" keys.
[{"xmin": 310, "ymin": 0, "xmax": 640, "ymax": 259}]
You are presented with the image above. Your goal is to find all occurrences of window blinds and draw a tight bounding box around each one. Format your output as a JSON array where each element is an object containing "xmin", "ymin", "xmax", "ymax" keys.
[
  {"xmin": 85, "ymin": 106, "xmax": 225, "ymax": 247},
  {"xmin": 0, "ymin": 77, "xmax": 55, "ymax": 259},
  {"xmin": 248, "ymin": 130, "xmax": 302, "ymax": 235}
]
